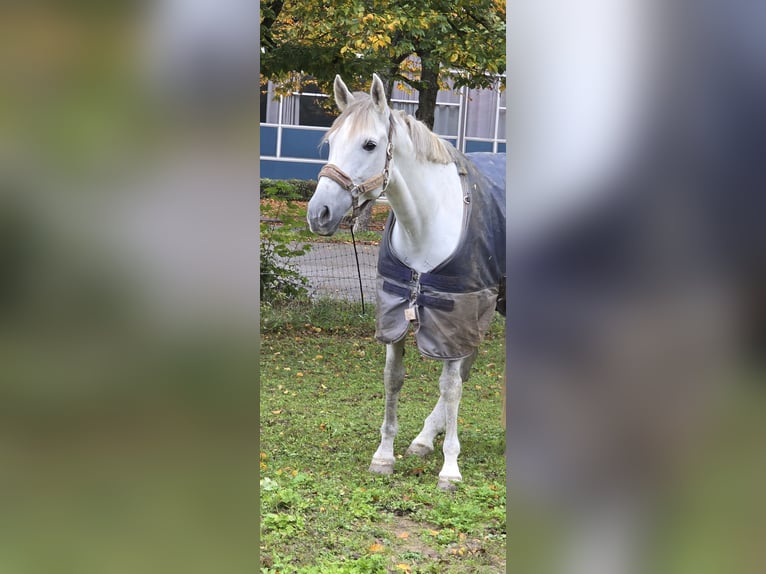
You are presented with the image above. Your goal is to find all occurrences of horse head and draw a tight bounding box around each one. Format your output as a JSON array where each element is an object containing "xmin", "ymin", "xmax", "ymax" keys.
[{"xmin": 307, "ymin": 74, "xmax": 393, "ymax": 235}]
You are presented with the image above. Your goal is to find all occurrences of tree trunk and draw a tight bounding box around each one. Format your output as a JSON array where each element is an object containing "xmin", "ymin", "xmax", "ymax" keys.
[
  {"xmin": 415, "ymin": 57, "xmax": 440, "ymax": 131},
  {"xmin": 352, "ymin": 200, "xmax": 374, "ymax": 233}
]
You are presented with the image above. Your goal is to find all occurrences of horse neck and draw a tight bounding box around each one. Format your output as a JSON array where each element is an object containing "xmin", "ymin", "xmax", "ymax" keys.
[{"xmin": 385, "ymin": 150, "xmax": 464, "ymax": 272}]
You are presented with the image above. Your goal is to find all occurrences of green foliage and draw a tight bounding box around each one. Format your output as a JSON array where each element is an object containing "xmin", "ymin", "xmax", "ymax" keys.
[
  {"xmin": 262, "ymin": 512, "xmax": 306, "ymax": 536},
  {"xmin": 260, "ymin": 554, "xmax": 386, "ymax": 574},
  {"xmin": 261, "ymin": 0, "xmax": 506, "ymax": 97},
  {"xmin": 260, "ymin": 180, "xmax": 313, "ymax": 303},
  {"xmin": 260, "ymin": 178, "xmax": 318, "ymax": 201}
]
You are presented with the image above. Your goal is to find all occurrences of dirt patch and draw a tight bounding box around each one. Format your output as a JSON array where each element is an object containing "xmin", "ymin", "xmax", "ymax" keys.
[
  {"xmin": 384, "ymin": 515, "xmax": 442, "ymax": 561},
  {"xmin": 381, "ymin": 515, "xmax": 506, "ymax": 572}
]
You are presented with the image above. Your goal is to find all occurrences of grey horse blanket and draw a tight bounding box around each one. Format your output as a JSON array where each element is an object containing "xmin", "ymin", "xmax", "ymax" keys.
[{"xmin": 375, "ymin": 152, "xmax": 506, "ymax": 359}]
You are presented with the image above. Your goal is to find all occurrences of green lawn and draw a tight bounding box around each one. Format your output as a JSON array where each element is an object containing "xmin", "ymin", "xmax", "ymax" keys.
[{"xmin": 260, "ymin": 300, "xmax": 506, "ymax": 573}]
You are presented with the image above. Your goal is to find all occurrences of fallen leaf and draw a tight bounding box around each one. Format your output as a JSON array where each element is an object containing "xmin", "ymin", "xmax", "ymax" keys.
[
  {"xmin": 396, "ymin": 531, "xmax": 410, "ymax": 539},
  {"xmin": 368, "ymin": 543, "xmax": 384, "ymax": 553}
]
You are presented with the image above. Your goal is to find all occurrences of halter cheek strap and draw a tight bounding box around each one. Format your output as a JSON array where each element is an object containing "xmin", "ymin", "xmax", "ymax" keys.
[{"xmin": 318, "ymin": 113, "xmax": 396, "ymax": 220}]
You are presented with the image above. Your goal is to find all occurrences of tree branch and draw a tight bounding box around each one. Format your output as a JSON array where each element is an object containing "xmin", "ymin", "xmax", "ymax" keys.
[{"xmin": 261, "ymin": 0, "xmax": 286, "ymax": 49}]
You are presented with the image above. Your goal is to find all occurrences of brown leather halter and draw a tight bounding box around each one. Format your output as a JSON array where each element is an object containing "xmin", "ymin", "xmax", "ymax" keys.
[{"xmin": 317, "ymin": 113, "xmax": 395, "ymax": 220}]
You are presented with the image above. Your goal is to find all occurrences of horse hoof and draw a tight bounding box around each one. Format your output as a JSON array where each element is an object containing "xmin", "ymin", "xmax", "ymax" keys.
[
  {"xmin": 369, "ymin": 460, "xmax": 394, "ymax": 475},
  {"xmin": 437, "ymin": 477, "xmax": 461, "ymax": 491},
  {"xmin": 406, "ymin": 443, "xmax": 433, "ymax": 457}
]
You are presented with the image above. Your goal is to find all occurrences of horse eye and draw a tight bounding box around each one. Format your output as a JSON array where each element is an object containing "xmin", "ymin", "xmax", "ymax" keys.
[{"xmin": 363, "ymin": 140, "xmax": 377, "ymax": 151}]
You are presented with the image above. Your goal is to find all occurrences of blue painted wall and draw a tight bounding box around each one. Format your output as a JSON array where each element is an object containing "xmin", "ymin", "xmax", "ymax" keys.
[
  {"xmin": 260, "ymin": 126, "xmax": 278, "ymax": 157},
  {"xmin": 465, "ymin": 140, "xmax": 494, "ymax": 153},
  {"xmin": 260, "ymin": 126, "xmax": 504, "ymax": 180},
  {"xmin": 261, "ymin": 160, "xmax": 322, "ymax": 181},
  {"xmin": 281, "ymin": 129, "xmax": 330, "ymax": 161}
]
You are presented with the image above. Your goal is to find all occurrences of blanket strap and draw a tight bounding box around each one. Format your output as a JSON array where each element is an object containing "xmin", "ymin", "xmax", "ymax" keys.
[{"xmin": 381, "ymin": 280, "xmax": 455, "ymax": 312}]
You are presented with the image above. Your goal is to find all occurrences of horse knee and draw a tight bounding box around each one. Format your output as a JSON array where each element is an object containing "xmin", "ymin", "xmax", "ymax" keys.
[{"xmin": 439, "ymin": 374, "xmax": 463, "ymax": 402}]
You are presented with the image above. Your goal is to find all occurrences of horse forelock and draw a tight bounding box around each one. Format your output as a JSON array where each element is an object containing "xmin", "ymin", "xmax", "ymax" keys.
[
  {"xmin": 321, "ymin": 95, "xmax": 380, "ymax": 145},
  {"xmin": 321, "ymin": 94, "xmax": 453, "ymax": 165}
]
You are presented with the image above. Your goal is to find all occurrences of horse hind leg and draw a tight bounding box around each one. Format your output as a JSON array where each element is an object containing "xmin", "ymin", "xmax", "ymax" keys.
[
  {"xmin": 436, "ymin": 359, "xmax": 465, "ymax": 490},
  {"xmin": 406, "ymin": 350, "xmax": 476, "ymax": 459},
  {"xmin": 369, "ymin": 340, "xmax": 405, "ymax": 475},
  {"xmin": 460, "ymin": 348, "xmax": 478, "ymax": 381}
]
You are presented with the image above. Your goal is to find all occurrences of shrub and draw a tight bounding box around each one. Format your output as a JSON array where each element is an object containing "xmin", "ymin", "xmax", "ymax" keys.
[
  {"xmin": 260, "ymin": 180, "xmax": 312, "ymax": 303},
  {"xmin": 260, "ymin": 178, "xmax": 317, "ymax": 201}
]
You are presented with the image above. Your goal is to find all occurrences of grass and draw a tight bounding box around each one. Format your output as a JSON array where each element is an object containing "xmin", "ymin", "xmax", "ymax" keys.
[
  {"xmin": 260, "ymin": 299, "xmax": 506, "ymax": 573},
  {"xmin": 260, "ymin": 198, "xmax": 391, "ymax": 246}
]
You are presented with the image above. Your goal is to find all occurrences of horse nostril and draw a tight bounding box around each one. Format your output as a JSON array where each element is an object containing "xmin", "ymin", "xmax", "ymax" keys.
[{"xmin": 319, "ymin": 205, "xmax": 330, "ymax": 224}]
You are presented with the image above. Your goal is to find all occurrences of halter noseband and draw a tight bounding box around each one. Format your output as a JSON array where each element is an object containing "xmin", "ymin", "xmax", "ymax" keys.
[{"xmin": 317, "ymin": 113, "xmax": 395, "ymax": 220}]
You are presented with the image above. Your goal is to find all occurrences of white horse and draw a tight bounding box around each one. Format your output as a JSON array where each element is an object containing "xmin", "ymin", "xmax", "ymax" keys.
[{"xmin": 307, "ymin": 74, "xmax": 505, "ymax": 490}]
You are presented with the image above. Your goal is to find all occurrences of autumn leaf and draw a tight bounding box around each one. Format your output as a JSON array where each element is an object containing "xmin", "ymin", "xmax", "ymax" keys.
[{"xmin": 368, "ymin": 542, "xmax": 384, "ymax": 553}]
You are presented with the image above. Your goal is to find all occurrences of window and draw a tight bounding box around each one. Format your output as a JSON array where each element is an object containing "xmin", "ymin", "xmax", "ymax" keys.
[
  {"xmin": 297, "ymin": 83, "xmax": 338, "ymax": 127},
  {"xmin": 465, "ymin": 88, "xmax": 498, "ymax": 139},
  {"xmin": 260, "ymin": 82, "xmax": 268, "ymax": 122},
  {"xmin": 261, "ymin": 82, "xmax": 280, "ymax": 124}
]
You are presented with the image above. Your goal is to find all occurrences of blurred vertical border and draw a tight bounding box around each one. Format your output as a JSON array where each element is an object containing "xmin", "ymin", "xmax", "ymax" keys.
[
  {"xmin": 506, "ymin": 1, "xmax": 765, "ymax": 572},
  {"xmin": 1, "ymin": 1, "xmax": 260, "ymax": 572}
]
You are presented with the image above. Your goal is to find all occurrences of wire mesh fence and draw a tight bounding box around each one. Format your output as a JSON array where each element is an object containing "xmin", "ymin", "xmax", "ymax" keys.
[
  {"xmin": 291, "ymin": 240, "xmax": 379, "ymax": 304},
  {"xmin": 261, "ymin": 198, "xmax": 390, "ymax": 307}
]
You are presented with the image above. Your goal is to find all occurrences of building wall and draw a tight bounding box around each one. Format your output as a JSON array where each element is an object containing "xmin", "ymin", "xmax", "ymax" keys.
[{"xmin": 260, "ymin": 79, "xmax": 505, "ymax": 180}]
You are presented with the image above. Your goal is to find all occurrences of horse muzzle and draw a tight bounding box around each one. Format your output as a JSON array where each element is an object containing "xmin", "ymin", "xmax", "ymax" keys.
[{"xmin": 306, "ymin": 184, "xmax": 352, "ymax": 236}]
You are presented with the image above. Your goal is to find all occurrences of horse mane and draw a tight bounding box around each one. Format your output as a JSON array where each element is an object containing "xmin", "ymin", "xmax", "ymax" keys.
[
  {"xmin": 393, "ymin": 109, "xmax": 454, "ymax": 164},
  {"xmin": 322, "ymin": 93, "xmax": 455, "ymax": 165}
]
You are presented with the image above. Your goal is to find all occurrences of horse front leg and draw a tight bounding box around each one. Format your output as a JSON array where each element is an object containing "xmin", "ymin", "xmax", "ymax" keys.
[{"xmin": 369, "ymin": 339, "xmax": 405, "ymax": 475}]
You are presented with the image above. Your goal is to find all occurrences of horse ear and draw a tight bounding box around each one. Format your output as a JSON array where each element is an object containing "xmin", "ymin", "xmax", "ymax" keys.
[
  {"xmin": 370, "ymin": 73, "xmax": 388, "ymax": 112},
  {"xmin": 334, "ymin": 75, "xmax": 354, "ymax": 112}
]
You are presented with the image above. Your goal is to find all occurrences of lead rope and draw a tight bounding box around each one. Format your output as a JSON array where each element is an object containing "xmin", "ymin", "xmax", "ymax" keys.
[
  {"xmin": 350, "ymin": 225, "xmax": 365, "ymax": 315},
  {"xmin": 319, "ymin": 114, "xmax": 396, "ymax": 315}
]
